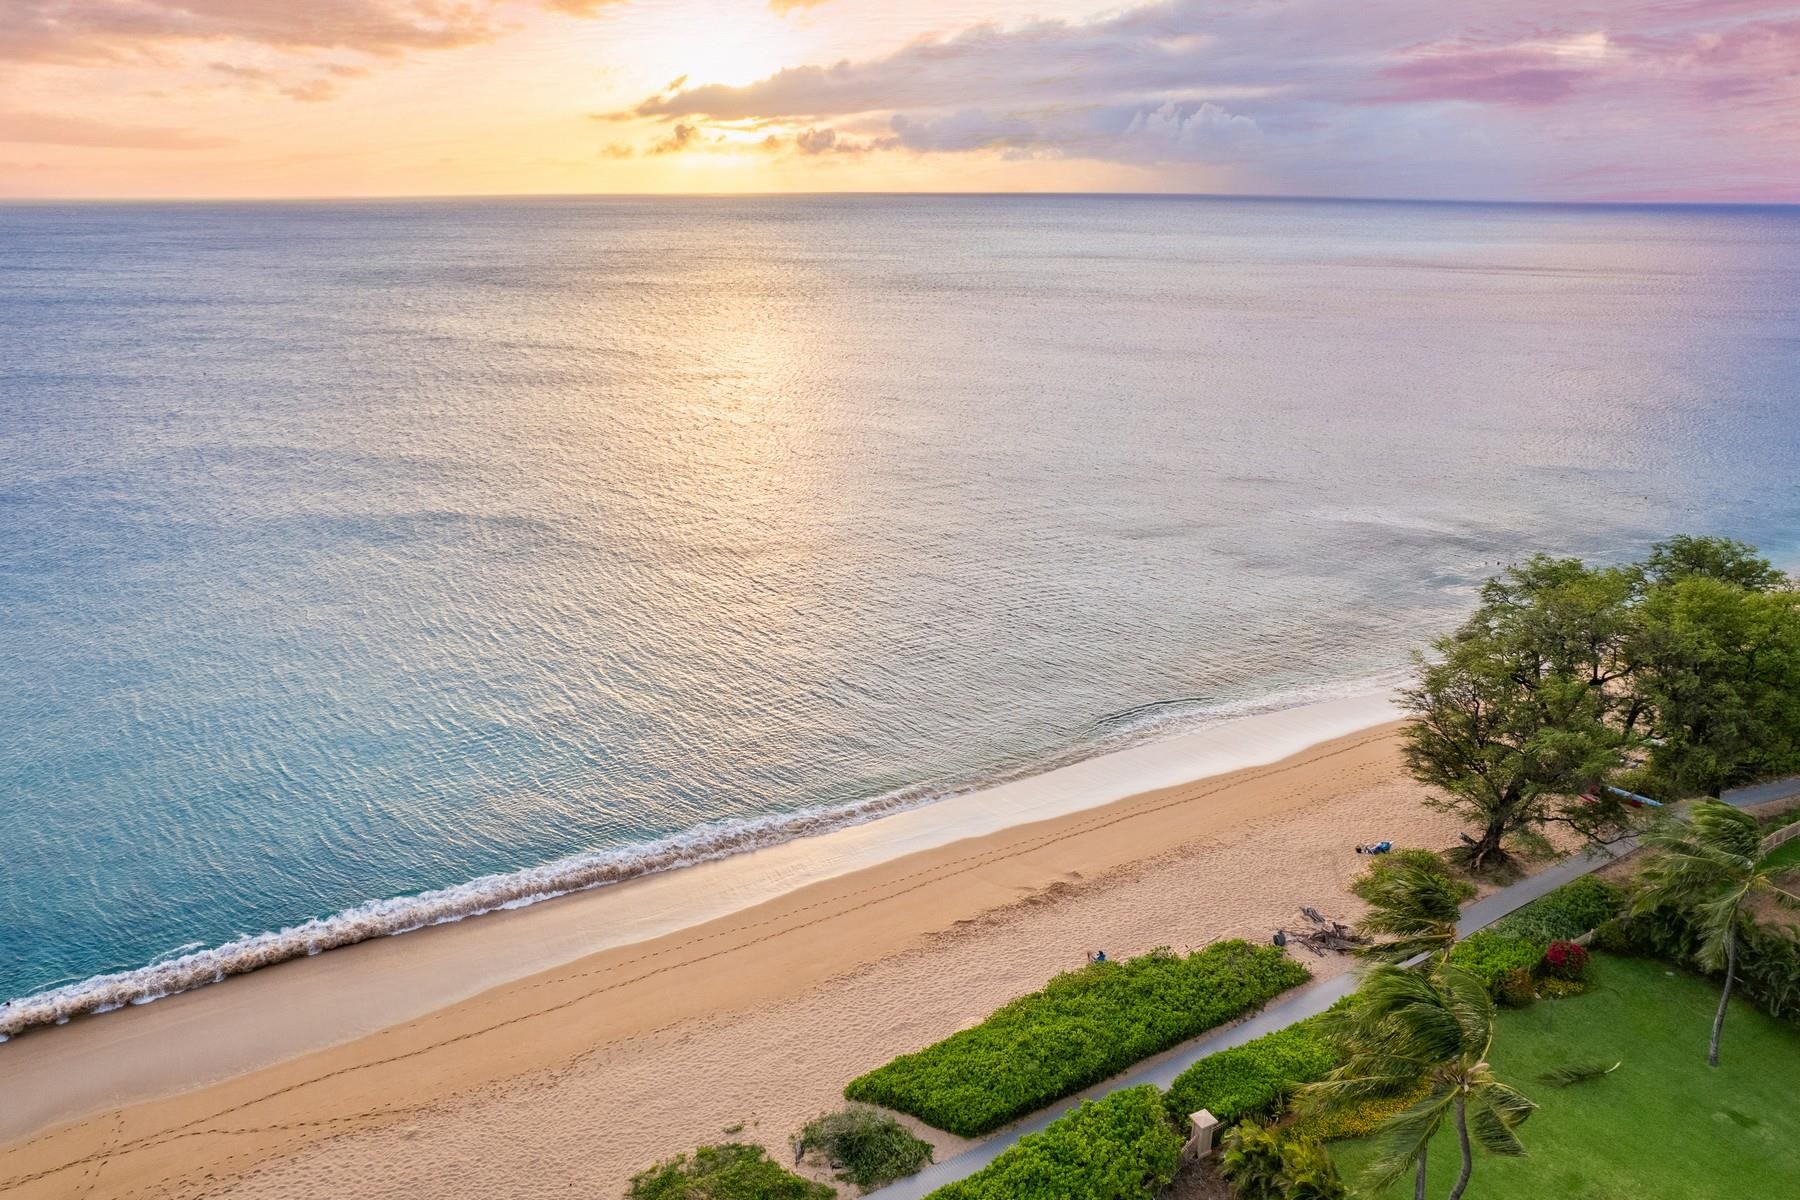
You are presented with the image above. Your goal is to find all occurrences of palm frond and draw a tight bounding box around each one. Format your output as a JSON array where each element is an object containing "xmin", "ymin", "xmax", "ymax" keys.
[
  {"xmin": 1362, "ymin": 1087, "xmax": 1455, "ymax": 1192},
  {"xmin": 1536, "ymin": 1061, "xmax": 1620, "ymax": 1087},
  {"xmin": 1468, "ymin": 1098, "xmax": 1530, "ymax": 1158}
]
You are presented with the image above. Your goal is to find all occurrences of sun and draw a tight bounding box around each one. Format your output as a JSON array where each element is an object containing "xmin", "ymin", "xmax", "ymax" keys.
[{"xmin": 617, "ymin": 0, "xmax": 801, "ymax": 91}]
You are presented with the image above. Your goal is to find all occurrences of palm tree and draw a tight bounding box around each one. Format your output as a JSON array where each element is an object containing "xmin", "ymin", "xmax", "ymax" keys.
[
  {"xmin": 1355, "ymin": 862, "xmax": 1470, "ymax": 965},
  {"xmin": 1305, "ymin": 964, "xmax": 1534, "ymax": 1200},
  {"xmin": 1632, "ymin": 799, "xmax": 1800, "ymax": 1067}
]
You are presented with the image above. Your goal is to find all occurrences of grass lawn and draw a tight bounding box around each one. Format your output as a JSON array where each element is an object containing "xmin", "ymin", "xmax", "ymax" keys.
[{"xmin": 1330, "ymin": 953, "xmax": 1800, "ymax": 1200}]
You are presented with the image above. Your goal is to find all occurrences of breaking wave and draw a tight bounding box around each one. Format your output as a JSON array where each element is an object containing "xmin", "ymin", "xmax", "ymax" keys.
[
  {"xmin": 0, "ymin": 782, "xmax": 962, "ymax": 1041},
  {"xmin": 0, "ymin": 675, "xmax": 1403, "ymax": 1042}
]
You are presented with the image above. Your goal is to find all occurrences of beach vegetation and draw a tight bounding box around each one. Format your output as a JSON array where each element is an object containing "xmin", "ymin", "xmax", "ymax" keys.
[
  {"xmin": 926, "ymin": 1086, "xmax": 1181, "ymax": 1200},
  {"xmin": 1218, "ymin": 1120, "xmax": 1347, "ymax": 1200},
  {"xmin": 1330, "ymin": 953, "xmax": 1800, "ymax": 1198},
  {"xmin": 1629, "ymin": 799, "xmax": 1800, "ymax": 1065},
  {"xmin": 1305, "ymin": 964, "xmax": 1534, "ymax": 1200},
  {"xmin": 626, "ymin": 1143, "xmax": 836, "ymax": 1200},
  {"xmin": 1350, "ymin": 849, "xmax": 1473, "ymax": 906},
  {"xmin": 846, "ymin": 941, "xmax": 1306, "ymax": 1137},
  {"xmin": 1400, "ymin": 538, "xmax": 1800, "ymax": 870},
  {"xmin": 798, "ymin": 1107, "xmax": 933, "ymax": 1192},
  {"xmin": 1353, "ymin": 859, "xmax": 1471, "ymax": 964},
  {"xmin": 1162, "ymin": 1017, "xmax": 1340, "ymax": 1131}
]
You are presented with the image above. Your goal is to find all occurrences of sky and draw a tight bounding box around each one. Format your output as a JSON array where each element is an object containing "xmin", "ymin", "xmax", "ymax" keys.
[{"xmin": 2, "ymin": 0, "xmax": 1797, "ymax": 201}]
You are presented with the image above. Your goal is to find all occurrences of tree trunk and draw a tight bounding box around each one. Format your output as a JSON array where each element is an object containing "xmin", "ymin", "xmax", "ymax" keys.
[
  {"xmin": 1446, "ymin": 1096, "xmax": 1474, "ymax": 1200},
  {"xmin": 1709, "ymin": 926, "xmax": 1737, "ymax": 1068},
  {"xmin": 1414, "ymin": 1147, "xmax": 1429, "ymax": 1200},
  {"xmin": 1468, "ymin": 824, "xmax": 1507, "ymax": 873}
]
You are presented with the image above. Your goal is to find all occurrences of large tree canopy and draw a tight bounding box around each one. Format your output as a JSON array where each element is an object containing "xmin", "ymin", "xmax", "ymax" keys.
[{"xmin": 1402, "ymin": 537, "xmax": 1800, "ymax": 870}]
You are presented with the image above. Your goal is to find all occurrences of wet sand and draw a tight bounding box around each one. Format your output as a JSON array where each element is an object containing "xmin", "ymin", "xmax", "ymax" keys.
[{"xmin": 0, "ymin": 719, "xmax": 1461, "ymax": 1200}]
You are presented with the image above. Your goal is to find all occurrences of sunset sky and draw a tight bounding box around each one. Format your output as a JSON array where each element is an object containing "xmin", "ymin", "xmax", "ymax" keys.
[{"xmin": 4, "ymin": 0, "xmax": 1798, "ymax": 201}]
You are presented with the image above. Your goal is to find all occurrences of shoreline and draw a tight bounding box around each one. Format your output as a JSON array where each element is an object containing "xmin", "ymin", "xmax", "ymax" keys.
[
  {"xmin": 0, "ymin": 709, "xmax": 1440, "ymax": 1200},
  {"xmin": 0, "ymin": 691, "xmax": 1396, "ymax": 1051}
]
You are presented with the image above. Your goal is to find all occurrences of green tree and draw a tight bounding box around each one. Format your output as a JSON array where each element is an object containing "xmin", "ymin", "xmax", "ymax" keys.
[
  {"xmin": 1631, "ymin": 800, "xmax": 1800, "ymax": 1066},
  {"xmin": 1630, "ymin": 579, "xmax": 1800, "ymax": 797},
  {"xmin": 1354, "ymin": 861, "xmax": 1471, "ymax": 965},
  {"xmin": 1305, "ymin": 965, "xmax": 1535, "ymax": 1200},
  {"xmin": 1402, "ymin": 556, "xmax": 1639, "ymax": 870},
  {"xmin": 1639, "ymin": 534, "xmax": 1789, "ymax": 593}
]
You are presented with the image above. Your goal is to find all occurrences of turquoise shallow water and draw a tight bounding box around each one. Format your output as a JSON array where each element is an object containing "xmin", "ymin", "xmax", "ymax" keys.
[{"xmin": 3, "ymin": 195, "xmax": 1799, "ymax": 1026}]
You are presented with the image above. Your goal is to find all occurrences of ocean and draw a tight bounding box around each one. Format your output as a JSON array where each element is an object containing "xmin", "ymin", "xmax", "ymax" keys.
[{"xmin": 3, "ymin": 194, "xmax": 1798, "ymax": 1030}]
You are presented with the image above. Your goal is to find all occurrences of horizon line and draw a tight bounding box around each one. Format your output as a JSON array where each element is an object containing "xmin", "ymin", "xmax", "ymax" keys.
[{"xmin": 3, "ymin": 188, "xmax": 1798, "ymax": 210}]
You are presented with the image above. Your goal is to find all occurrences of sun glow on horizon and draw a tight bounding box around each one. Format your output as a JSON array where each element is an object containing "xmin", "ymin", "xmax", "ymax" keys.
[{"xmin": 1, "ymin": 0, "xmax": 1796, "ymax": 202}]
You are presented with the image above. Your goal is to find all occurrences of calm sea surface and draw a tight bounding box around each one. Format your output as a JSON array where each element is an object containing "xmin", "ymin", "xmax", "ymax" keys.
[{"xmin": 3, "ymin": 195, "xmax": 1799, "ymax": 1017}]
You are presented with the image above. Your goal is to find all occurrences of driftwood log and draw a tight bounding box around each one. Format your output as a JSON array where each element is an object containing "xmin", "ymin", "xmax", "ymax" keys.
[{"xmin": 1272, "ymin": 907, "xmax": 1368, "ymax": 956}]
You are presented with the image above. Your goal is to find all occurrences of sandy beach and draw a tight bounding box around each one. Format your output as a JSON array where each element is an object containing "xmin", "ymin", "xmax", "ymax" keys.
[{"xmin": 0, "ymin": 719, "xmax": 1466, "ymax": 1200}]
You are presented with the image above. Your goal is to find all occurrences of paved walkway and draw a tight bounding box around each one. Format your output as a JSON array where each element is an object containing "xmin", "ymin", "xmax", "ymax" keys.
[
  {"xmin": 867, "ymin": 826, "xmax": 1682, "ymax": 1200},
  {"xmin": 869, "ymin": 781, "xmax": 1797, "ymax": 1199},
  {"xmin": 1723, "ymin": 775, "xmax": 1800, "ymax": 809}
]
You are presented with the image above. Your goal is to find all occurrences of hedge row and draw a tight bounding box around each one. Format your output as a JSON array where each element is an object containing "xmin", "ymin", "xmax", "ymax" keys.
[
  {"xmin": 1161, "ymin": 1017, "xmax": 1338, "ymax": 1132},
  {"xmin": 927, "ymin": 1086, "xmax": 1182, "ymax": 1200},
  {"xmin": 846, "ymin": 942, "xmax": 1307, "ymax": 1137},
  {"xmin": 1485, "ymin": 875, "xmax": 1624, "ymax": 943}
]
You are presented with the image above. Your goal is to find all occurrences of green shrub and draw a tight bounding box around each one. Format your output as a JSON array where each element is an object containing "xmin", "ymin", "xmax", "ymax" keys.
[
  {"xmin": 1219, "ymin": 1120, "xmax": 1348, "ymax": 1200},
  {"xmin": 1350, "ymin": 849, "xmax": 1475, "ymax": 906},
  {"xmin": 1486, "ymin": 875, "xmax": 1624, "ymax": 943},
  {"xmin": 847, "ymin": 942, "xmax": 1307, "ymax": 1137},
  {"xmin": 1163, "ymin": 1018, "xmax": 1339, "ymax": 1130},
  {"xmin": 627, "ymin": 1144, "xmax": 836, "ymax": 1200},
  {"xmin": 1589, "ymin": 917, "xmax": 1635, "ymax": 955},
  {"xmin": 1447, "ymin": 930, "xmax": 1545, "ymax": 993},
  {"xmin": 799, "ymin": 1107, "xmax": 933, "ymax": 1191},
  {"xmin": 927, "ymin": 1086, "xmax": 1181, "ymax": 1200},
  {"xmin": 1289, "ymin": 1084, "xmax": 1428, "ymax": 1143},
  {"xmin": 1496, "ymin": 966, "xmax": 1538, "ymax": 1007}
]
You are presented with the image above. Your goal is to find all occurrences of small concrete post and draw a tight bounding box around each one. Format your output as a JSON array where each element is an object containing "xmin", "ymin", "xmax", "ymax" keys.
[{"xmin": 1185, "ymin": 1109, "xmax": 1221, "ymax": 1161}]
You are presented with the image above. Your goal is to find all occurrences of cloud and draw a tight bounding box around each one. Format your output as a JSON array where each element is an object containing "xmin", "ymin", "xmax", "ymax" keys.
[
  {"xmin": 208, "ymin": 60, "xmax": 371, "ymax": 102},
  {"xmin": 539, "ymin": 0, "xmax": 627, "ymax": 13},
  {"xmin": 1, "ymin": 1, "xmax": 503, "ymax": 64},
  {"xmin": 0, "ymin": 109, "xmax": 234, "ymax": 149},
  {"xmin": 648, "ymin": 122, "xmax": 702, "ymax": 154},
  {"xmin": 793, "ymin": 126, "xmax": 837, "ymax": 154},
  {"xmin": 1, "ymin": 0, "xmax": 626, "ymax": 67},
  {"xmin": 607, "ymin": 0, "xmax": 1800, "ymax": 198}
]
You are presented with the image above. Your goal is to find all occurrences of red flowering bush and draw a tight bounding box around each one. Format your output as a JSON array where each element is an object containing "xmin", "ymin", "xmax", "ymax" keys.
[{"xmin": 1541, "ymin": 940, "xmax": 1590, "ymax": 981}]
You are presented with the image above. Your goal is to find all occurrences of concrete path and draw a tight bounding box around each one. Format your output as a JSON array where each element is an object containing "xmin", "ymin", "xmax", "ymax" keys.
[
  {"xmin": 868, "ymin": 835, "xmax": 1644, "ymax": 1200},
  {"xmin": 868, "ymin": 780, "xmax": 1792, "ymax": 1200},
  {"xmin": 1724, "ymin": 775, "xmax": 1800, "ymax": 809}
]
